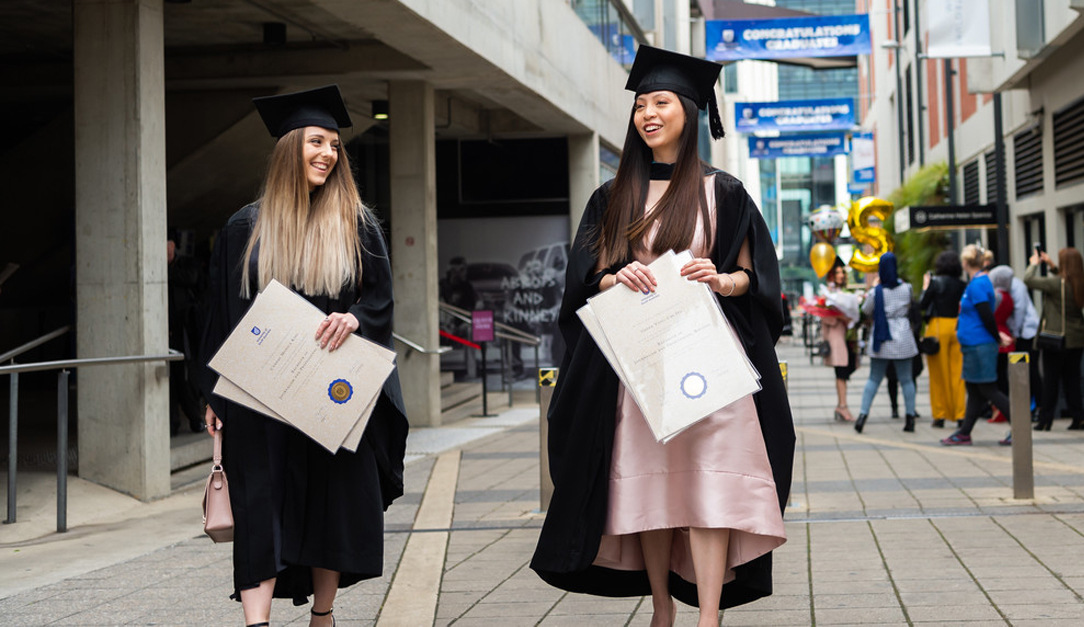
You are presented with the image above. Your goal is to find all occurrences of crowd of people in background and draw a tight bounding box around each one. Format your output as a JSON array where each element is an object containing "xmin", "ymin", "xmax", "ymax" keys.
[{"xmin": 814, "ymin": 243, "xmax": 1084, "ymax": 445}]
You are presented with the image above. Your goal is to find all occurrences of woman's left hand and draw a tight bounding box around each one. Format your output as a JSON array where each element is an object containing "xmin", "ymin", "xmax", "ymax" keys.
[
  {"xmin": 316, "ymin": 312, "xmax": 360, "ymax": 352},
  {"xmin": 681, "ymin": 258, "xmax": 727, "ymax": 293}
]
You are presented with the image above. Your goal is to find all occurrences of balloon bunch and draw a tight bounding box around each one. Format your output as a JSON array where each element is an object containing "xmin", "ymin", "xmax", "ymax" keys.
[
  {"xmin": 808, "ymin": 197, "xmax": 895, "ymax": 276},
  {"xmin": 808, "ymin": 206, "xmax": 845, "ymax": 277}
]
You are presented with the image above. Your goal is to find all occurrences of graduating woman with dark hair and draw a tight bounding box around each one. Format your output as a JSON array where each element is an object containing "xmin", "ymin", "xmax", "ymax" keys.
[
  {"xmin": 531, "ymin": 47, "xmax": 793, "ymax": 627},
  {"xmin": 198, "ymin": 85, "xmax": 408, "ymax": 627}
]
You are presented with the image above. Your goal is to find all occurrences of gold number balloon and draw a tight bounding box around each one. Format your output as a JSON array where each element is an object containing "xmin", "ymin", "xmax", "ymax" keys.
[
  {"xmin": 810, "ymin": 242, "xmax": 837, "ymax": 278},
  {"xmin": 847, "ymin": 197, "xmax": 894, "ymax": 273}
]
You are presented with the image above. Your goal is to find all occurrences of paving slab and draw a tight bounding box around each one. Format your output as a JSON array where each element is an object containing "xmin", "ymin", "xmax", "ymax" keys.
[{"xmin": 4, "ymin": 341, "xmax": 1084, "ymax": 624}]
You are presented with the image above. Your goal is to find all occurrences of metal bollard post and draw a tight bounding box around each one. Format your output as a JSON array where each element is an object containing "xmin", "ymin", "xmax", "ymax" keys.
[
  {"xmin": 1008, "ymin": 352, "xmax": 1034, "ymax": 499},
  {"xmin": 537, "ymin": 368, "xmax": 557, "ymax": 512},
  {"xmin": 6, "ymin": 371, "xmax": 18, "ymax": 524},
  {"xmin": 57, "ymin": 369, "xmax": 69, "ymax": 533},
  {"xmin": 779, "ymin": 361, "xmax": 788, "ymax": 394}
]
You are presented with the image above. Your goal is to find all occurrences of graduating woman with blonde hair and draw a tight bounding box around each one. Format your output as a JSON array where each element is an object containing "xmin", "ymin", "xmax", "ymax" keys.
[
  {"xmin": 198, "ymin": 85, "xmax": 408, "ymax": 627},
  {"xmin": 532, "ymin": 47, "xmax": 792, "ymax": 627}
]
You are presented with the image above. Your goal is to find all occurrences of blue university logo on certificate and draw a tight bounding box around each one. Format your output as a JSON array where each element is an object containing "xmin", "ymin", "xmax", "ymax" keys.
[
  {"xmin": 328, "ymin": 379, "xmax": 353, "ymax": 404},
  {"xmin": 680, "ymin": 372, "xmax": 707, "ymax": 400}
]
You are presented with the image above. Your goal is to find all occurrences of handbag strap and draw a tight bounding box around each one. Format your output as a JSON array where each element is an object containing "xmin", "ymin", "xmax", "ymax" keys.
[
  {"xmin": 213, "ymin": 430, "xmax": 223, "ymax": 466},
  {"xmin": 1061, "ymin": 278, "xmax": 1066, "ymax": 331}
]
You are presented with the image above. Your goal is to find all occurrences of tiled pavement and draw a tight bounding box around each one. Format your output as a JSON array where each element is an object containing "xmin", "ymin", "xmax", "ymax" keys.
[{"xmin": 4, "ymin": 339, "xmax": 1084, "ymax": 625}]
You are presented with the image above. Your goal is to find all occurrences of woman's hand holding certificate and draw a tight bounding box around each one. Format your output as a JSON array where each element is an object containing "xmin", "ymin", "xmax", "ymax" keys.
[
  {"xmin": 208, "ymin": 280, "xmax": 396, "ymax": 453},
  {"xmin": 578, "ymin": 250, "xmax": 761, "ymax": 443}
]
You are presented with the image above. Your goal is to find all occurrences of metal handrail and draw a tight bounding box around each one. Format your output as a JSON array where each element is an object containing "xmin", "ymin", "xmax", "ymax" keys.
[
  {"xmin": 439, "ymin": 302, "xmax": 541, "ymax": 346},
  {"xmin": 0, "ymin": 325, "xmax": 71, "ymax": 364},
  {"xmin": 392, "ymin": 332, "xmax": 452, "ymax": 355},
  {"xmin": 5, "ymin": 348, "xmax": 184, "ymax": 534},
  {"xmin": 0, "ymin": 350, "xmax": 184, "ymax": 375},
  {"xmin": 439, "ymin": 302, "xmax": 544, "ymax": 404}
]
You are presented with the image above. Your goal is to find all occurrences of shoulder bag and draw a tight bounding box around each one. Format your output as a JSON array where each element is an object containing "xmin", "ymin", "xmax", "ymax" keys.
[
  {"xmin": 202, "ymin": 429, "xmax": 234, "ymax": 543},
  {"xmin": 1036, "ymin": 279, "xmax": 1067, "ymax": 352},
  {"xmin": 918, "ymin": 336, "xmax": 941, "ymax": 355}
]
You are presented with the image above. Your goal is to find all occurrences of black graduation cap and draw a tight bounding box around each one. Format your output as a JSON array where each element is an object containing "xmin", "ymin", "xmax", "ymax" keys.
[
  {"xmin": 625, "ymin": 46, "xmax": 725, "ymax": 139},
  {"xmin": 252, "ymin": 85, "xmax": 352, "ymax": 138}
]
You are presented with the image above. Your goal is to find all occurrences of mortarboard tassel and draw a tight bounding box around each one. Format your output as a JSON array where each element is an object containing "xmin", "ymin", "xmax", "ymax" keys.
[{"xmin": 707, "ymin": 92, "xmax": 725, "ymax": 140}]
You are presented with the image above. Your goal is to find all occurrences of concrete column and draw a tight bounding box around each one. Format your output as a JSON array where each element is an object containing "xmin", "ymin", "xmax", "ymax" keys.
[
  {"xmin": 73, "ymin": 0, "xmax": 170, "ymax": 500},
  {"xmin": 567, "ymin": 133, "xmax": 600, "ymax": 241},
  {"xmin": 389, "ymin": 81, "xmax": 441, "ymax": 427}
]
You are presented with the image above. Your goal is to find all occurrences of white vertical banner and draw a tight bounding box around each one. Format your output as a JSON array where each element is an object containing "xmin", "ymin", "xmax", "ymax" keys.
[
  {"xmin": 927, "ymin": 0, "xmax": 992, "ymax": 58},
  {"xmin": 852, "ymin": 132, "xmax": 875, "ymax": 184}
]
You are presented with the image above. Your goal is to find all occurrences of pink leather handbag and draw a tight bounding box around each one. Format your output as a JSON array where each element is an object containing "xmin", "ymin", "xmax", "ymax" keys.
[{"xmin": 202, "ymin": 430, "xmax": 234, "ymax": 543}]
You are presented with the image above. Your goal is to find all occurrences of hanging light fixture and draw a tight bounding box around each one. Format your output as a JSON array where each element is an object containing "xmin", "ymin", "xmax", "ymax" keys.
[{"xmin": 372, "ymin": 100, "xmax": 389, "ymax": 120}]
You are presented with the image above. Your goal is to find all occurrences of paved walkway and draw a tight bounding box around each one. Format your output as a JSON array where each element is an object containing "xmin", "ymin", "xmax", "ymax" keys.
[{"xmin": 4, "ymin": 339, "xmax": 1084, "ymax": 625}]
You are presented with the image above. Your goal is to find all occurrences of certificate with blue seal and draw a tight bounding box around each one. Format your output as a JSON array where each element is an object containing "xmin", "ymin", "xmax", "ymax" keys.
[
  {"xmin": 208, "ymin": 279, "xmax": 396, "ymax": 452},
  {"xmin": 577, "ymin": 250, "xmax": 761, "ymax": 442}
]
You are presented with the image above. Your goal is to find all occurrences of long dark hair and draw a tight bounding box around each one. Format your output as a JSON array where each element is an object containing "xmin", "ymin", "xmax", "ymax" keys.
[
  {"xmin": 595, "ymin": 94, "xmax": 711, "ymax": 268},
  {"xmin": 1058, "ymin": 247, "xmax": 1084, "ymax": 309}
]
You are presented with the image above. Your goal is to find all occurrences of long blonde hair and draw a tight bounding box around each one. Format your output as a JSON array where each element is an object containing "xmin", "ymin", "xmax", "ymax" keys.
[{"xmin": 241, "ymin": 127, "xmax": 371, "ymax": 298}]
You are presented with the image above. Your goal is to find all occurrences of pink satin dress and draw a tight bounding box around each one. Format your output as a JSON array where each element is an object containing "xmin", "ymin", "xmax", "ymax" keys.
[{"xmin": 592, "ymin": 175, "xmax": 787, "ymax": 586}]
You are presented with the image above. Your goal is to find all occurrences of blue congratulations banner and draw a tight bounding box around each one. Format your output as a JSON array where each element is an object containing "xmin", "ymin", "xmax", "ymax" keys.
[
  {"xmin": 735, "ymin": 98, "xmax": 855, "ymax": 133},
  {"xmin": 706, "ymin": 14, "xmax": 871, "ymax": 61},
  {"xmin": 748, "ymin": 133, "xmax": 849, "ymax": 159},
  {"xmin": 589, "ymin": 24, "xmax": 637, "ymax": 65}
]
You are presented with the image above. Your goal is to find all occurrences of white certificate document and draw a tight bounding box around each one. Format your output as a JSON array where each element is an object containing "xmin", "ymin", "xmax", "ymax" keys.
[
  {"xmin": 578, "ymin": 250, "xmax": 760, "ymax": 442},
  {"xmin": 214, "ymin": 376, "xmax": 380, "ymax": 453},
  {"xmin": 208, "ymin": 279, "xmax": 396, "ymax": 452}
]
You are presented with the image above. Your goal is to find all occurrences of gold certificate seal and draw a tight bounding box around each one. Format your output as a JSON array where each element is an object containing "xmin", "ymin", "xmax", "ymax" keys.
[{"xmin": 328, "ymin": 379, "xmax": 353, "ymax": 404}]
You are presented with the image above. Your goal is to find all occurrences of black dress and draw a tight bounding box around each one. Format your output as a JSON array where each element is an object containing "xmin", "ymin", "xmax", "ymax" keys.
[
  {"xmin": 530, "ymin": 167, "xmax": 795, "ymax": 609},
  {"xmin": 197, "ymin": 204, "xmax": 408, "ymax": 604}
]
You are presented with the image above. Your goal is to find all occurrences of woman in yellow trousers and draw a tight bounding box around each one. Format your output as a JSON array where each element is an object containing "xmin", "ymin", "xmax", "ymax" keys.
[{"xmin": 920, "ymin": 251, "xmax": 968, "ymax": 427}]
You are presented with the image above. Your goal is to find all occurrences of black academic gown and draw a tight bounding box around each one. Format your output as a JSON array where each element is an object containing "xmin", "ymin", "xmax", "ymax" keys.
[
  {"xmin": 197, "ymin": 204, "xmax": 408, "ymax": 604},
  {"xmin": 530, "ymin": 168, "xmax": 796, "ymax": 609}
]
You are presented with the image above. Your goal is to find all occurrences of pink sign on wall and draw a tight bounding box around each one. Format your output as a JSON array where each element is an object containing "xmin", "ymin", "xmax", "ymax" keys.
[{"xmin": 471, "ymin": 310, "xmax": 495, "ymax": 343}]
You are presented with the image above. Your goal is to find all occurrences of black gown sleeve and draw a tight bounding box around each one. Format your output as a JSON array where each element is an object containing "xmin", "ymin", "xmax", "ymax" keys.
[
  {"xmin": 196, "ymin": 208, "xmax": 257, "ymax": 420},
  {"xmin": 712, "ymin": 174, "xmax": 785, "ymax": 346},
  {"xmin": 348, "ymin": 218, "xmax": 409, "ymax": 510},
  {"xmin": 548, "ymin": 183, "xmax": 616, "ymax": 472},
  {"xmin": 348, "ymin": 221, "xmax": 395, "ymax": 349}
]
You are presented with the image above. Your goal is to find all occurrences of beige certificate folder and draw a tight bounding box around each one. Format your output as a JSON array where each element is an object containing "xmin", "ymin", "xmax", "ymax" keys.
[
  {"xmin": 208, "ymin": 279, "xmax": 396, "ymax": 452},
  {"xmin": 578, "ymin": 250, "xmax": 761, "ymax": 443}
]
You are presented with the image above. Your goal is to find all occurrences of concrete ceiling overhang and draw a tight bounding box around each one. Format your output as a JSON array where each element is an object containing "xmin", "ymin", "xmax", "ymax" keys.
[
  {"xmin": 1, "ymin": 0, "xmax": 628, "ymax": 144},
  {"xmin": 309, "ymin": 0, "xmax": 628, "ymax": 146}
]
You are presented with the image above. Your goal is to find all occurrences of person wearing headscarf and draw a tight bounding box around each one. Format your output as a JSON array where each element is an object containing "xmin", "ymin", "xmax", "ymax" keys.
[
  {"xmin": 941, "ymin": 245, "xmax": 1012, "ymax": 445},
  {"xmin": 920, "ymin": 251, "xmax": 967, "ymax": 427},
  {"xmin": 989, "ymin": 265, "xmax": 1042, "ymax": 416},
  {"xmin": 820, "ymin": 257, "xmax": 859, "ymax": 422},
  {"xmin": 988, "ymin": 266, "xmax": 1019, "ymax": 420},
  {"xmin": 855, "ymin": 252, "xmax": 919, "ymax": 433}
]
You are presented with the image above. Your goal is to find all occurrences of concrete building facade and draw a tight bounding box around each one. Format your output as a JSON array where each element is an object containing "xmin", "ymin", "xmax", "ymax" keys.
[
  {"xmin": 1, "ymin": 0, "xmax": 733, "ymax": 501},
  {"xmin": 859, "ymin": 0, "xmax": 1084, "ymax": 271}
]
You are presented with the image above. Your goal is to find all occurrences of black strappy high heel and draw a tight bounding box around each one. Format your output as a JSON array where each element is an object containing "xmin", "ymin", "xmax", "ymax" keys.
[
  {"xmin": 246, "ymin": 623, "xmax": 269, "ymax": 627},
  {"xmin": 311, "ymin": 607, "xmax": 334, "ymax": 627}
]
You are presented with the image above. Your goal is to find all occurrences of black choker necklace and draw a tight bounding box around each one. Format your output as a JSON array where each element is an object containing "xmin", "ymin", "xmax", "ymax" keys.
[{"xmin": 650, "ymin": 162, "xmax": 675, "ymax": 180}]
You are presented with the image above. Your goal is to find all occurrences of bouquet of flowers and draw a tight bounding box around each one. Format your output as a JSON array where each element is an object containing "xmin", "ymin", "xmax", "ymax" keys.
[{"xmin": 804, "ymin": 288, "xmax": 860, "ymax": 328}]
